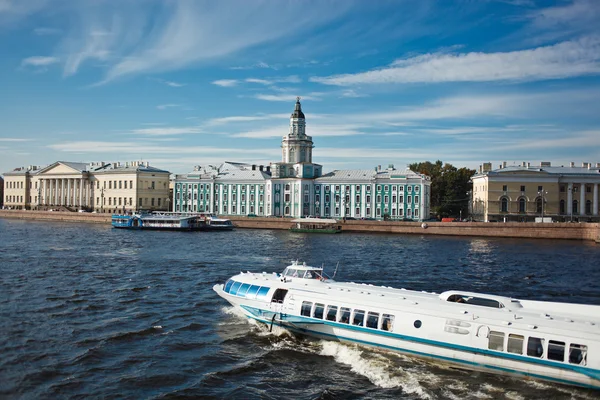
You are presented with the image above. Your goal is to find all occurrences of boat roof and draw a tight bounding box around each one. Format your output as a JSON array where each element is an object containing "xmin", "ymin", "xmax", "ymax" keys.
[
  {"xmin": 284, "ymin": 261, "xmax": 323, "ymax": 271},
  {"xmin": 292, "ymin": 218, "xmax": 337, "ymax": 224}
]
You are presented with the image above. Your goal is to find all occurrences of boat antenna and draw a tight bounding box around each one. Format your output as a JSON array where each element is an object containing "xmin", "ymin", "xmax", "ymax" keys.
[{"xmin": 332, "ymin": 262, "xmax": 339, "ymax": 279}]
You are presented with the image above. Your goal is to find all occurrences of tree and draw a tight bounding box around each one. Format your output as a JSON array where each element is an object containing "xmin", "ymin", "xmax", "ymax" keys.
[{"xmin": 409, "ymin": 161, "xmax": 475, "ymax": 219}]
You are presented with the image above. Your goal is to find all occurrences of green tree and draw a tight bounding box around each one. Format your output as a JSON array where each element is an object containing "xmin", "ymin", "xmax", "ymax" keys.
[{"xmin": 409, "ymin": 161, "xmax": 475, "ymax": 219}]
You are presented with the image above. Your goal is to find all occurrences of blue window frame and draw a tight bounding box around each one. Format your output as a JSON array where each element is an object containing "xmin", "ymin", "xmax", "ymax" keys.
[
  {"xmin": 237, "ymin": 283, "xmax": 251, "ymax": 297},
  {"xmin": 229, "ymin": 281, "xmax": 242, "ymax": 295},
  {"xmin": 256, "ymin": 286, "xmax": 271, "ymax": 300},
  {"xmin": 246, "ymin": 285, "xmax": 260, "ymax": 299},
  {"xmin": 224, "ymin": 279, "xmax": 234, "ymax": 293}
]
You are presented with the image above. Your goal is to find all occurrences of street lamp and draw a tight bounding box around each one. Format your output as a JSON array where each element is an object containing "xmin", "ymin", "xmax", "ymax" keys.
[
  {"xmin": 537, "ymin": 190, "xmax": 548, "ymax": 221},
  {"xmin": 100, "ymin": 187, "xmax": 104, "ymax": 214}
]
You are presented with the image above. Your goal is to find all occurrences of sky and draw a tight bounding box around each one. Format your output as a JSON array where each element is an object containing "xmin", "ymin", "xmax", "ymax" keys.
[{"xmin": 0, "ymin": 0, "xmax": 599, "ymax": 176}]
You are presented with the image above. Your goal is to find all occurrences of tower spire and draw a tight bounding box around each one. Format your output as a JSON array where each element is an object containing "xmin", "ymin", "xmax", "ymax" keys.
[{"xmin": 291, "ymin": 96, "xmax": 305, "ymax": 119}]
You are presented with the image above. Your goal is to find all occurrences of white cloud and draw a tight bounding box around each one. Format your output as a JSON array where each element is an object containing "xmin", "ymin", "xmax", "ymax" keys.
[
  {"xmin": 254, "ymin": 93, "xmax": 321, "ymax": 102},
  {"xmin": 165, "ymin": 80, "xmax": 185, "ymax": 87},
  {"xmin": 207, "ymin": 114, "xmax": 288, "ymax": 125},
  {"xmin": 131, "ymin": 126, "xmax": 202, "ymax": 136},
  {"xmin": 21, "ymin": 56, "xmax": 59, "ymax": 66},
  {"xmin": 245, "ymin": 75, "xmax": 301, "ymax": 85},
  {"xmin": 311, "ymin": 36, "xmax": 600, "ymax": 85},
  {"xmin": 156, "ymin": 104, "xmax": 180, "ymax": 110},
  {"xmin": 0, "ymin": 138, "xmax": 33, "ymax": 142},
  {"xmin": 212, "ymin": 79, "xmax": 238, "ymax": 87}
]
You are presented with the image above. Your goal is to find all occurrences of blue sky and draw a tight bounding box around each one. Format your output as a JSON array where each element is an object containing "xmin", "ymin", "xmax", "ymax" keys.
[{"xmin": 1, "ymin": 0, "xmax": 599, "ymax": 175}]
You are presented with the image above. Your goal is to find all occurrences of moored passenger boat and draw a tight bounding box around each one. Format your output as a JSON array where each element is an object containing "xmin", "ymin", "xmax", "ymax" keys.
[
  {"xmin": 214, "ymin": 261, "xmax": 600, "ymax": 389},
  {"xmin": 111, "ymin": 212, "xmax": 233, "ymax": 231},
  {"xmin": 290, "ymin": 218, "xmax": 341, "ymax": 233}
]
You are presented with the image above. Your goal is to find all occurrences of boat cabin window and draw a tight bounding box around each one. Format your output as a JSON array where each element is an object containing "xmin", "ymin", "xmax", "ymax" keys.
[
  {"xmin": 548, "ymin": 340, "xmax": 565, "ymax": 362},
  {"xmin": 238, "ymin": 283, "xmax": 251, "ymax": 297},
  {"xmin": 507, "ymin": 334, "xmax": 524, "ymax": 355},
  {"xmin": 301, "ymin": 301, "xmax": 312, "ymax": 317},
  {"xmin": 527, "ymin": 337, "xmax": 544, "ymax": 358},
  {"xmin": 271, "ymin": 289, "xmax": 288, "ymax": 304},
  {"xmin": 326, "ymin": 306, "xmax": 338, "ymax": 321},
  {"xmin": 313, "ymin": 303, "xmax": 325, "ymax": 319},
  {"xmin": 256, "ymin": 286, "xmax": 271, "ymax": 300},
  {"xmin": 230, "ymin": 281, "xmax": 242, "ymax": 296},
  {"xmin": 447, "ymin": 294, "xmax": 504, "ymax": 308},
  {"xmin": 224, "ymin": 279, "xmax": 234, "ymax": 293},
  {"xmin": 246, "ymin": 285, "xmax": 260, "ymax": 299},
  {"xmin": 366, "ymin": 312, "xmax": 379, "ymax": 329},
  {"xmin": 488, "ymin": 331, "xmax": 505, "ymax": 351},
  {"xmin": 569, "ymin": 344, "xmax": 587, "ymax": 366},
  {"xmin": 352, "ymin": 310, "xmax": 365, "ymax": 326},
  {"xmin": 339, "ymin": 307, "xmax": 351, "ymax": 324},
  {"xmin": 382, "ymin": 314, "xmax": 394, "ymax": 331}
]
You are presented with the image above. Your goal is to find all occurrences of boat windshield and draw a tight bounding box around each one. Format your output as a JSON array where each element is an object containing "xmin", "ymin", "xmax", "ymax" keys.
[{"xmin": 282, "ymin": 267, "xmax": 324, "ymax": 280}]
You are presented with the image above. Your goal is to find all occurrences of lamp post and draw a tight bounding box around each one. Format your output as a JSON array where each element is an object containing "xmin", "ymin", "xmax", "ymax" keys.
[
  {"xmin": 537, "ymin": 190, "xmax": 548, "ymax": 221},
  {"xmin": 568, "ymin": 187, "xmax": 573, "ymax": 222},
  {"xmin": 100, "ymin": 188, "xmax": 104, "ymax": 214},
  {"xmin": 37, "ymin": 181, "xmax": 42, "ymax": 210}
]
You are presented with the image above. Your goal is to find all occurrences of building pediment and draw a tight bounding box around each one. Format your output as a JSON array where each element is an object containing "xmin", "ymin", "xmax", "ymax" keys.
[{"xmin": 38, "ymin": 162, "xmax": 87, "ymax": 176}]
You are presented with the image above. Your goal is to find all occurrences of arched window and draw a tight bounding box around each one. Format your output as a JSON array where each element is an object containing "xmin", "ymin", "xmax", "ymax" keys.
[
  {"xmin": 573, "ymin": 200, "xmax": 579, "ymax": 214},
  {"xmin": 501, "ymin": 197, "xmax": 508, "ymax": 213},
  {"xmin": 586, "ymin": 200, "xmax": 592, "ymax": 215},
  {"xmin": 536, "ymin": 198, "xmax": 543, "ymax": 214},
  {"xmin": 519, "ymin": 197, "xmax": 526, "ymax": 213},
  {"xmin": 560, "ymin": 200, "xmax": 565, "ymax": 214},
  {"xmin": 284, "ymin": 206, "xmax": 290, "ymax": 215},
  {"xmin": 285, "ymin": 184, "xmax": 290, "ymax": 191}
]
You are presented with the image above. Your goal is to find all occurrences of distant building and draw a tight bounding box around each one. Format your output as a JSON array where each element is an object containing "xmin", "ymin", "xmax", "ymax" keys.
[
  {"xmin": 174, "ymin": 99, "xmax": 431, "ymax": 220},
  {"xmin": 0, "ymin": 175, "xmax": 3, "ymax": 208},
  {"xmin": 2, "ymin": 161, "xmax": 170, "ymax": 213},
  {"xmin": 471, "ymin": 161, "xmax": 600, "ymax": 222}
]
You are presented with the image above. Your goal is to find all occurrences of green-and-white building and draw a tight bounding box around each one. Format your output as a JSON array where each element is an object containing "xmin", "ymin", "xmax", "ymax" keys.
[{"xmin": 173, "ymin": 99, "xmax": 431, "ymax": 220}]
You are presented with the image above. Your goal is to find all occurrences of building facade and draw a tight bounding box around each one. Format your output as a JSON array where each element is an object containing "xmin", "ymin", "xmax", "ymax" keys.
[
  {"xmin": 2, "ymin": 161, "xmax": 170, "ymax": 213},
  {"xmin": 471, "ymin": 161, "xmax": 600, "ymax": 222},
  {"xmin": 174, "ymin": 99, "xmax": 431, "ymax": 220}
]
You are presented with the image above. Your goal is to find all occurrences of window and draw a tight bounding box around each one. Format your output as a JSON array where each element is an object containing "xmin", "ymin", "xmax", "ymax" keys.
[
  {"xmin": 366, "ymin": 195, "xmax": 371, "ymax": 203},
  {"xmin": 246, "ymin": 285, "xmax": 260, "ymax": 300},
  {"xmin": 415, "ymin": 186, "xmax": 419, "ymax": 193},
  {"xmin": 384, "ymin": 195, "xmax": 388, "ymax": 203},
  {"xmin": 507, "ymin": 334, "xmax": 524, "ymax": 354},
  {"xmin": 586, "ymin": 200, "xmax": 592, "ymax": 214},
  {"xmin": 381, "ymin": 314, "xmax": 394, "ymax": 331},
  {"xmin": 256, "ymin": 286, "xmax": 270, "ymax": 300},
  {"xmin": 301, "ymin": 301, "xmax": 312, "ymax": 317},
  {"xmin": 237, "ymin": 283, "xmax": 251, "ymax": 297},
  {"xmin": 519, "ymin": 198, "xmax": 526, "ymax": 213},
  {"xmin": 569, "ymin": 344, "xmax": 587, "ymax": 365},
  {"xmin": 399, "ymin": 195, "xmax": 403, "ymax": 203},
  {"xmin": 376, "ymin": 195, "xmax": 381, "ymax": 203},
  {"xmin": 399, "ymin": 186, "xmax": 404, "ymax": 192},
  {"xmin": 501, "ymin": 197, "xmax": 508, "ymax": 212},
  {"xmin": 560, "ymin": 185, "xmax": 565, "ymax": 193},
  {"xmin": 415, "ymin": 195, "xmax": 419, "ymax": 204},
  {"xmin": 335, "ymin": 185, "xmax": 340, "ymax": 192},
  {"xmin": 224, "ymin": 279, "xmax": 234, "ymax": 293},
  {"xmin": 392, "ymin": 195, "xmax": 396, "ymax": 203},
  {"xmin": 407, "ymin": 196, "xmax": 412, "ymax": 204},
  {"xmin": 503, "ymin": 185, "xmax": 507, "ymax": 192},
  {"xmin": 560, "ymin": 200, "xmax": 565, "ymax": 214},
  {"xmin": 488, "ymin": 331, "xmax": 505, "ymax": 351},
  {"xmin": 352, "ymin": 310, "xmax": 365, "ymax": 326},
  {"xmin": 573, "ymin": 200, "xmax": 579, "ymax": 214},
  {"xmin": 326, "ymin": 305, "xmax": 338, "ymax": 321},
  {"xmin": 366, "ymin": 312, "xmax": 379, "ymax": 329},
  {"xmin": 339, "ymin": 307, "xmax": 351, "ymax": 324},
  {"xmin": 536, "ymin": 198, "xmax": 543, "ymax": 213},
  {"xmin": 537, "ymin": 186, "xmax": 543, "ymax": 191},
  {"xmin": 548, "ymin": 340, "xmax": 565, "ymax": 361},
  {"xmin": 109, "ymin": 181, "xmax": 112, "ymax": 189},
  {"xmin": 520, "ymin": 185, "xmax": 526, "ymax": 192},
  {"xmin": 356, "ymin": 185, "xmax": 360, "ymax": 191},
  {"xmin": 313, "ymin": 303, "xmax": 325, "ymax": 319},
  {"xmin": 119, "ymin": 181, "xmax": 122, "ymax": 189},
  {"xmin": 229, "ymin": 281, "xmax": 242, "ymax": 295},
  {"xmin": 586, "ymin": 185, "xmax": 591, "ymax": 193}
]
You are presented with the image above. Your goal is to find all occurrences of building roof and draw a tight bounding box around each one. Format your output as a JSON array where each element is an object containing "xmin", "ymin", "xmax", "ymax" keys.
[
  {"xmin": 179, "ymin": 161, "xmax": 270, "ymax": 182},
  {"xmin": 474, "ymin": 163, "xmax": 600, "ymax": 178},
  {"xmin": 315, "ymin": 167, "xmax": 426, "ymax": 183},
  {"xmin": 290, "ymin": 98, "xmax": 305, "ymax": 119}
]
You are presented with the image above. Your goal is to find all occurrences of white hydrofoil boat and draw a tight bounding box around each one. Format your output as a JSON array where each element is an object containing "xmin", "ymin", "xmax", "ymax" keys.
[{"xmin": 214, "ymin": 261, "xmax": 600, "ymax": 390}]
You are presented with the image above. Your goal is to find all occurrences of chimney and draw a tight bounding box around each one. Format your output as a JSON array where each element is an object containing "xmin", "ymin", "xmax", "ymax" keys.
[
  {"xmin": 527, "ymin": 162, "xmax": 530, "ymax": 168},
  {"xmin": 502, "ymin": 161, "xmax": 507, "ymax": 168},
  {"xmin": 252, "ymin": 165, "xmax": 256, "ymax": 171},
  {"xmin": 596, "ymin": 163, "xmax": 600, "ymax": 168},
  {"xmin": 378, "ymin": 165, "xmax": 381, "ymax": 172},
  {"xmin": 582, "ymin": 162, "xmax": 589, "ymax": 168},
  {"xmin": 482, "ymin": 162, "xmax": 492, "ymax": 172},
  {"xmin": 521, "ymin": 161, "xmax": 526, "ymax": 167},
  {"xmin": 570, "ymin": 162, "xmax": 575, "ymax": 167},
  {"xmin": 266, "ymin": 166, "xmax": 271, "ymax": 173},
  {"xmin": 259, "ymin": 165, "xmax": 263, "ymax": 172},
  {"xmin": 540, "ymin": 161, "xmax": 551, "ymax": 167}
]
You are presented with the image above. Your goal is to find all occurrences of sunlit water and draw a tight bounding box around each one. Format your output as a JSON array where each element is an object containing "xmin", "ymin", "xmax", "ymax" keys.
[{"xmin": 1, "ymin": 218, "xmax": 599, "ymax": 399}]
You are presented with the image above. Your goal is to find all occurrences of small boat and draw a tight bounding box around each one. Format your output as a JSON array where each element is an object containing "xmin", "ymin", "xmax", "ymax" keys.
[
  {"xmin": 111, "ymin": 212, "xmax": 233, "ymax": 231},
  {"xmin": 214, "ymin": 261, "xmax": 600, "ymax": 390},
  {"xmin": 290, "ymin": 218, "xmax": 341, "ymax": 233}
]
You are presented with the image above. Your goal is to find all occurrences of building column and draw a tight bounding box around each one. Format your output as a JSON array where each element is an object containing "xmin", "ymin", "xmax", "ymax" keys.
[
  {"xmin": 594, "ymin": 183, "xmax": 598, "ymax": 216},
  {"xmin": 580, "ymin": 183, "xmax": 585, "ymax": 216},
  {"xmin": 68, "ymin": 179, "xmax": 73, "ymax": 206},
  {"xmin": 79, "ymin": 178, "xmax": 84, "ymax": 208},
  {"xmin": 567, "ymin": 182, "xmax": 573, "ymax": 216}
]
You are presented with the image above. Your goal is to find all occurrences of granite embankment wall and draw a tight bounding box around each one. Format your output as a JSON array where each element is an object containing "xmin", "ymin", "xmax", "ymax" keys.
[{"xmin": 1, "ymin": 210, "xmax": 598, "ymax": 242}]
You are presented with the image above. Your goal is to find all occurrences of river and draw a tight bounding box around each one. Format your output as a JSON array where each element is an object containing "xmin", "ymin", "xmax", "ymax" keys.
[{"xmin": 0, "ymin": 218, "xmax": 599, "ymax": 399}]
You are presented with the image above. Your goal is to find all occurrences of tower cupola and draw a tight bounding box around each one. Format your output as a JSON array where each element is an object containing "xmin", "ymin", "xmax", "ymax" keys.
[{"xmin": 291, "ymin": 97, "xmax": 305, "ymax": 119}]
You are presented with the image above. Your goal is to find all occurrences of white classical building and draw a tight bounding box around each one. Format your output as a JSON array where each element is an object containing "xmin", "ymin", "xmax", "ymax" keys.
[
  {"xmin": 2, "ymin": 161, "xmax": 170, "ymax": 213},
  {"xmin": 174, "ymin": 99, "xmax": 431, "ymax": 220}
]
